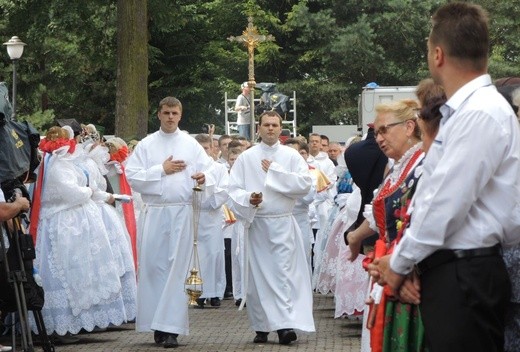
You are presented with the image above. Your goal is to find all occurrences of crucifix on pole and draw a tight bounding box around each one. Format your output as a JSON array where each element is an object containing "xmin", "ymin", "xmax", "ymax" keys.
[{"xmin": 228, "ymin": 16, "xmax": 274, "ymax": 142}]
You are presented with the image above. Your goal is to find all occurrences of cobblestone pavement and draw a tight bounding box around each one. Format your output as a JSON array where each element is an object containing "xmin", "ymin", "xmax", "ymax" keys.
[{"xmin": 6, "ymin": 293, "xmax": 362, "ymax": 351}]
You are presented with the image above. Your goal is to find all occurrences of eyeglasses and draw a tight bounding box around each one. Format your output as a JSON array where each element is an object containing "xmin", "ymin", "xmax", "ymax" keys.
[{"xmin": 374, "ymin": 121, "xmax": 407, "ymax": 137}]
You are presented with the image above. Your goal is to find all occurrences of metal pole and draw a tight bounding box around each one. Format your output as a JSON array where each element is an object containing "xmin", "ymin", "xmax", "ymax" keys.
[
  {"xmin": 11, "ymin": 59, "xmax": 17, "ymax": 120},
  {"xmin": 249, "ymin": 85, "xmax": 255, "ymax": 143}
]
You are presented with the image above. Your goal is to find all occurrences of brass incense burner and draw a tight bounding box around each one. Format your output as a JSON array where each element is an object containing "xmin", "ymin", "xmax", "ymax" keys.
[
  {"xmin": 185, "ymin": 268, "xmax": 203, "ymax": 306},
  {"xmin": 185, "ymin": 182, "xmax": 203, "ymax": 305}
]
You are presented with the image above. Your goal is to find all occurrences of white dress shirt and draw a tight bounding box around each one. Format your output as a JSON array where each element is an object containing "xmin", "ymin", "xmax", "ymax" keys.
[{"xmin": 391, "ymin": 74, "xmax": 520, "ymax": 275}]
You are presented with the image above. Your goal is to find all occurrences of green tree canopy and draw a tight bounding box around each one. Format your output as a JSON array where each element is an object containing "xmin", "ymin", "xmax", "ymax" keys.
[{"xmin": 1, "ymin": 0, "xmax": 519, "ymax": 138}]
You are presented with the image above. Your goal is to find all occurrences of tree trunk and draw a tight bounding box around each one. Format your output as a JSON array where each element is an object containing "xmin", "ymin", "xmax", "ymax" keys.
[{"xmin": 115, "ymin": 0, "xmax": 148, "ymax": 140}]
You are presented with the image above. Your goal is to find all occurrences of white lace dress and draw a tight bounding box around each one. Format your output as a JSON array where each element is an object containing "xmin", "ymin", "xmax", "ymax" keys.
[
  {"xmin": 312, "ymin": 186, "xmax": 369, "ymax": 318},
  {"xmin": 83, "ymin": 144, "xmax": 137, "ymax": 321},
  {"xmin": 32, "ymin": 146, "xmax": 127, "ymax": 335}
]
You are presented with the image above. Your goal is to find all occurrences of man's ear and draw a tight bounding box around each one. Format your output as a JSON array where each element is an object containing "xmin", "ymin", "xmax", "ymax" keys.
[{"xmin": 433, "ymin": 45, "xmax": 445, "ymax": 68}]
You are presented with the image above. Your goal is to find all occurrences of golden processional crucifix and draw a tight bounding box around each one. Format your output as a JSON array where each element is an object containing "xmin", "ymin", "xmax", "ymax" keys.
[{"xmin": 228, "ymin": 16, "xmax": 274, "ymax": 141}]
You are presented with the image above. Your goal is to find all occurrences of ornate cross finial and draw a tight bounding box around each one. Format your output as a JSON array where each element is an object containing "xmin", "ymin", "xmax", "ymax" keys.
[
  {"xmin": 228, "ymin": 16, "xmax": 275, "ymax": 85},
  {"xmin": 228, "ymin": 16, "xmax": 275, "ymax": 142}
]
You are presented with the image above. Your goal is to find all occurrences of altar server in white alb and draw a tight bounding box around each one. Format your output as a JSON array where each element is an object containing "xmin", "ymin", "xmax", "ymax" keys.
[
  {"xmin": 193, "ymin": 133, "xmax": 229, "ymax": 307},
  {"xmin": 125, "ymin": 96, "xmax": 215, "ymax": 349},
  {"xmin": 228, "ymin": 111, "xmax": 315, "ymax": 345}
]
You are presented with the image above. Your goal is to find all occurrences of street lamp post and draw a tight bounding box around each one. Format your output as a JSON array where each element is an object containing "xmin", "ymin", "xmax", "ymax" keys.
[{"xmin": 3, "ymin": 36, "xmax": 26, "ymax": 120}]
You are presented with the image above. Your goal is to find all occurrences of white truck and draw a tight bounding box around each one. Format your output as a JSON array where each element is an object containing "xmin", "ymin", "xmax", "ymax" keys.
[{"xmin": 358, "ymin": 85, "xmax": 417, "ymax": 134}]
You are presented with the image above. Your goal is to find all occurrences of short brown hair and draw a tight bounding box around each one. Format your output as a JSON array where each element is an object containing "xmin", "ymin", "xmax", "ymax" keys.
[
  {"xmin": 218, "ymin": 134, "xmax": 231, "ymax": 147},
  {"xmin": 284, "ymin": 138, "xmax": 309, "ymax": 154},
  {"xmin": 430, "ymin": 2, "xmax": 489, "ymax": 72},
  {"xmin": 195, "ymin": 134, "xmax": 211, "ymax": 144},
  {"xmin": 228, "ymin": 139, "xmax": 243, "ymax": 149},
  {"xmin": 258, "ymin": 111, "xmax": 282, "ymax": 126},
  {"xmin": 158, "ymin": 96, "xmax": 182, "ymax": 112},
  {"xmin": 227, "ymin": 147, "xmax": 243, "ymax": 159}
]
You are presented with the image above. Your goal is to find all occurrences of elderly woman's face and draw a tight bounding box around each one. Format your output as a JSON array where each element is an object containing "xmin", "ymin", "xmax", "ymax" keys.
[{"xmin": 374, "ymin": 111, "xmax": 411, "ymax": 160}]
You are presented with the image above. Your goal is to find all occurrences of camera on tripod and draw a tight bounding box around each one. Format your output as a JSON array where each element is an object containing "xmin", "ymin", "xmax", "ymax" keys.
[
  {"xmin": 1, "ymin": 179, "xmax": 31, "ymax": 208},
  {"xmin": 6, "ymin": 189, "xmax": 19, "ymax": 204}
]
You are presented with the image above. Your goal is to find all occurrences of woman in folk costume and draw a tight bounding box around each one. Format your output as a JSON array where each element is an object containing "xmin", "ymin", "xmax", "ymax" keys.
[
  {"xmin": 346, "ymin": 99, "xmax": 426, "ymax": 352},
  {"xmin": 29, "ymin": 127, "xmax": 126, "ymax": 336},
  {"xmin": 312, "ymin": 136, "xmax": 361, "ymax": 295},
  {"xmin": 81, "ymin": 138, "xmax": 137, "ymax": 321},
  {"xmin": 333, "ymin": 183, "xmax": 369, "ymax": 319},
  {"xmin": 314, "ymin": 136, "xmax": 369, "ymax": 319},
  {"xmin": 105, "ymin": 136, "xmax": 140, "ymax": 268}
]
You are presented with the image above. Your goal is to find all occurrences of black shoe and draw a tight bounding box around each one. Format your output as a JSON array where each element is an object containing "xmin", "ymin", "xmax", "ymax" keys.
[
  {"xmin": 277, "ymin": 329, "xmax": 297, "ymax": 345},
  {"xmin": 235, "ymin": 298, "xmax": 246, "ymax": 307},
  {"xmin": 223, "ymin": 291, "xmax": 233, "ymax": 299},
  {"xmin": 154, "ymin": 330, "xmax": 167, "ymax": 345},
  {"xmin": 195, "ymin": 298, "xmax": 205, "ymax": 308},
  {"xmin": 51, "ymin": 332, "xmax": 80, "ymax": 345},
  {"xmin": 253, "ymin": 331, "xmax": 269, "ymax": 343},
  {"xmin": 163, "ymin": 333, "xmax": 179, "ymax": 348},
  {"xmin": 210, "ymin": 297, "xmax": 221, "ymax": 307}
]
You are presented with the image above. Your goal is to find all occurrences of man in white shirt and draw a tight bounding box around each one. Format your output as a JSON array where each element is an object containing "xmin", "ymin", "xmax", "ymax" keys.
[
  {"xmin": 327, "ymin": 141, "xmax": 343, "ymax": 165},
  {"xmin": 228, "ymin": 111, "xmax": 315, "ymax": 345},
  {"xmin": 374, "ymin": 3, "xmax": 520, "ymax": 351},
  {"xmin": 319, "ymin": 134, "xmax": 329, "ymax": 153},
  {"xmin": 126, "ymin": 97, "xmax": 215, "ymax": 348},
  {"xmin": 216, "ymin": 134, "xmax": 232, "ymax": 169},
  {"xmin": 235, "ymin": 82, "xmax": 252, "ymax": 140},
  {"xmin": 193, "ymin": 134, "xmax": 229, "ymax": 308}
]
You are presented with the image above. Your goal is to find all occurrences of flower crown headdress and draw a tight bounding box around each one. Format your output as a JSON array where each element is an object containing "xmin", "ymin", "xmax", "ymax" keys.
[{"xmin": 39, "ymin": 126, "xmax": 76, "ymax": 154}]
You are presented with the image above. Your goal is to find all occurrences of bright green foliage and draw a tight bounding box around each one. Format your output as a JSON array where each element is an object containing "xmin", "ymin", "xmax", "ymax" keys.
[
  {"xmin": 19, "ymin": 109, "xmax": 55, "ymax": 133},
  {"xmin": 1, "ymin": 0, "xmax": 520, "ymax": 138}
]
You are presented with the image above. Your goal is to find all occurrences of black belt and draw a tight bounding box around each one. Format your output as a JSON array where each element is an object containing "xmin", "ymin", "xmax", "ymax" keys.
[{"xmin": 417, "ymin": 244, "xmax": 502, "ymax": 275}]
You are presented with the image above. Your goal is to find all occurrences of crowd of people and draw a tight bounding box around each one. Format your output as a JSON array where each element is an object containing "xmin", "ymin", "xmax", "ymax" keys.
[{"xmin": 1, "ymin": 2, "xmax": 520, "ymax": 351}]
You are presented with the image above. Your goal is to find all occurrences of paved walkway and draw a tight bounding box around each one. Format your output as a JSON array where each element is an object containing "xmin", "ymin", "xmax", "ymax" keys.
[{"xmin": 23, "ymin": 293, "xmax": 362, "ymax": 351}]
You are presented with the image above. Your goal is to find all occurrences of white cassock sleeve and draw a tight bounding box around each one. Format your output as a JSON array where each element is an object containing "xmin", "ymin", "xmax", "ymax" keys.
[
  {"xmin": 202, "ymin": 162, "xmax": 229, "ymax": 210},
  {"xmin": 125, "ymin": 143, "xmax": 164, "ymax": 196},
  {"xmin": 228, "ymin": 155, "xmax": 257, "ymax": 224},
  {"xmin": 265, "ymin": 161, "xmax": 312, "ymax": 200}
]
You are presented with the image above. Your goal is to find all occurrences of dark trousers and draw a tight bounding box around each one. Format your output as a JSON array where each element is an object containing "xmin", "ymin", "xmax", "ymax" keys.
[
  {"xmin": 420, "ymin": 255, "xmax": 510, "ymax": 352},
  {"xmin": 224, "ymin": 238, "xmax": 232, "ymax": 294},
  {"xmin": 311, "ymin": 228, "xmax": 318, "ymax": 271}
]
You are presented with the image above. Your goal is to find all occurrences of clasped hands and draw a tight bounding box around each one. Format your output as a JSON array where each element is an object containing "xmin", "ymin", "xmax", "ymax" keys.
[
  {"xmin": 367, "ymin": 255, "xmax": 421, "ymax": 305},
  {"xmin": 162, "ymin": 156, "xmax": 205, "ymax": 185},
  {"xmin": 345, "ymin": 230, "xmax": 420, "ymax": 305}
]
